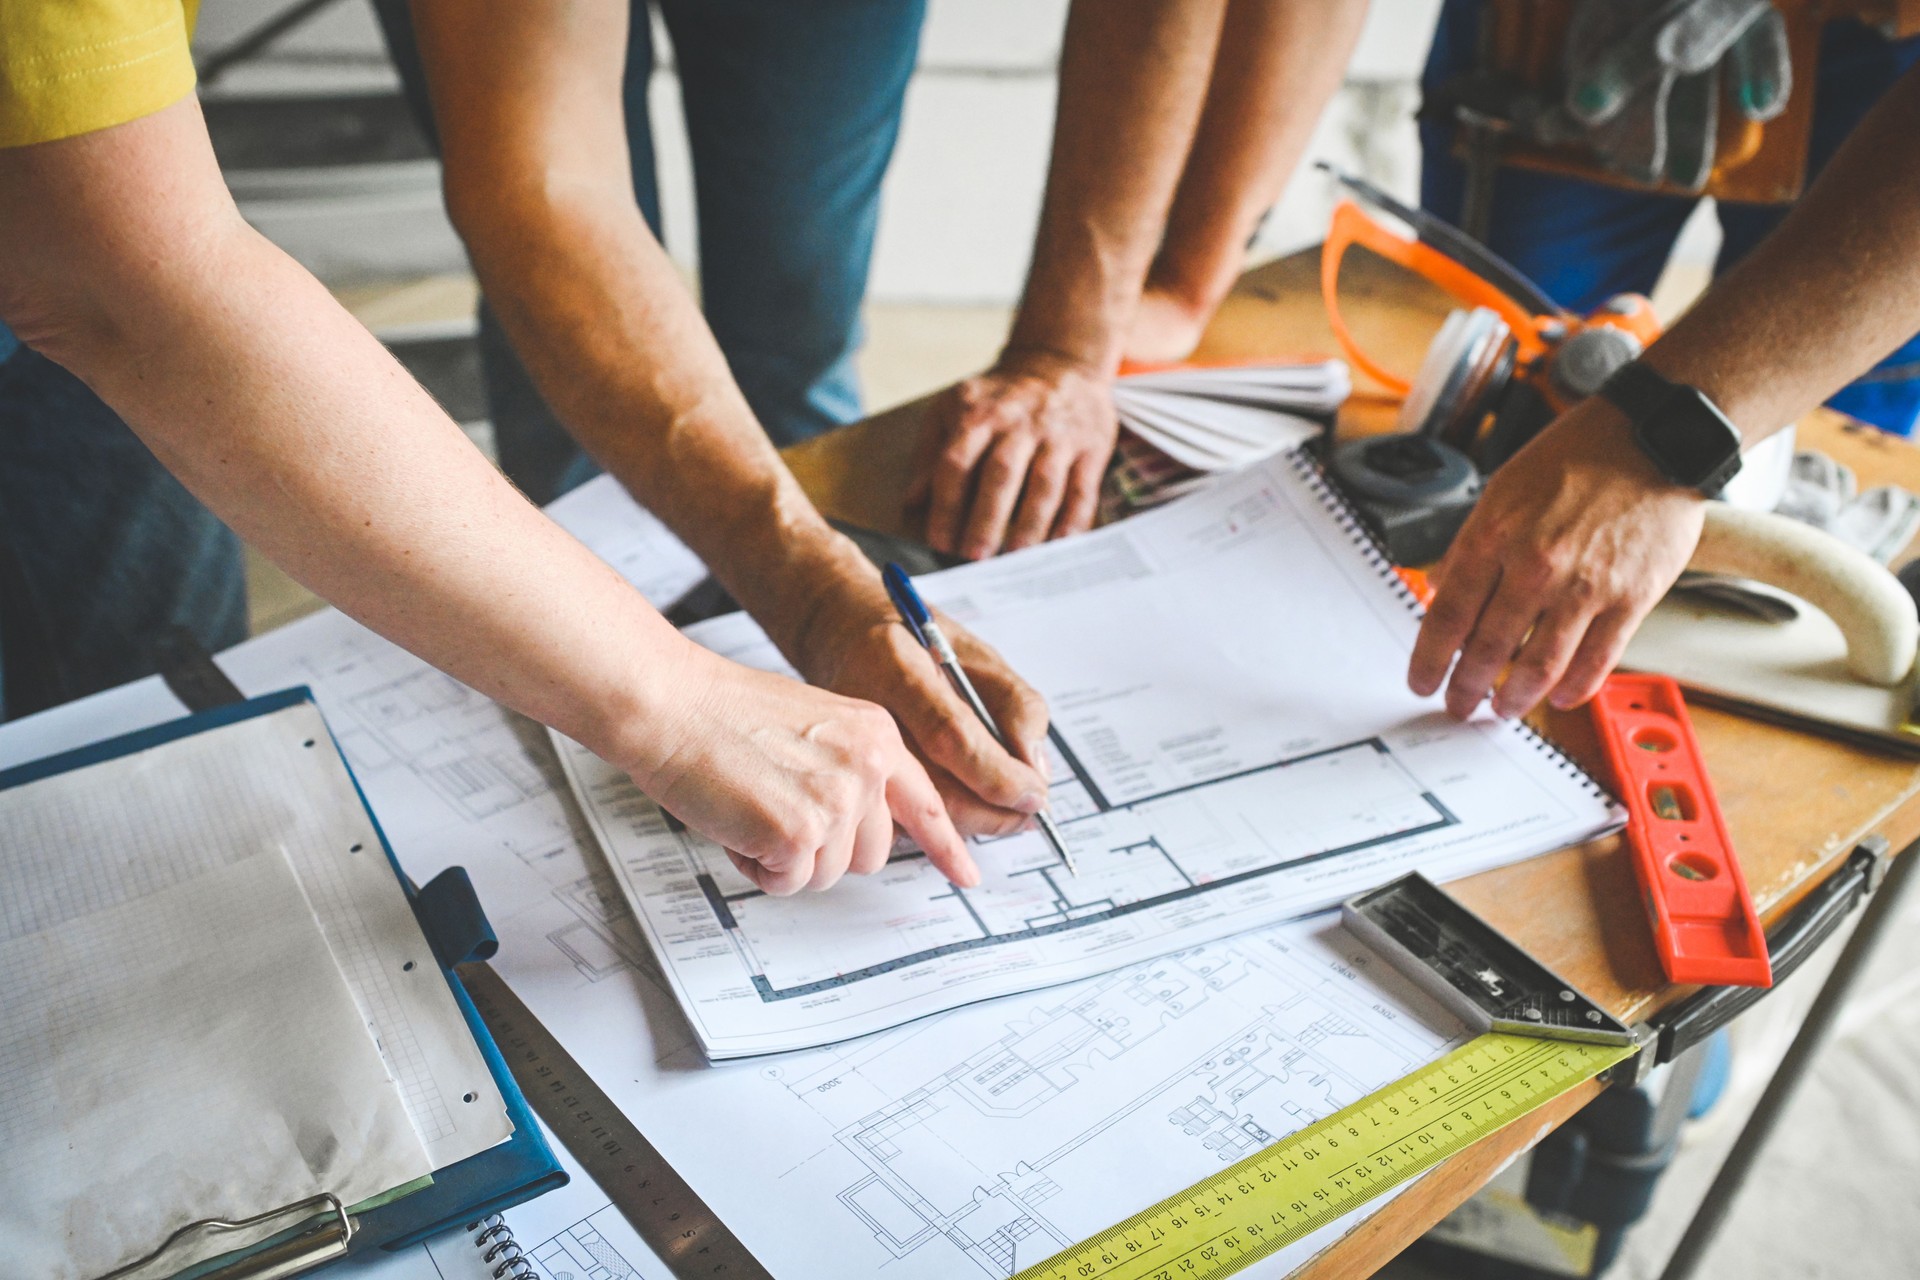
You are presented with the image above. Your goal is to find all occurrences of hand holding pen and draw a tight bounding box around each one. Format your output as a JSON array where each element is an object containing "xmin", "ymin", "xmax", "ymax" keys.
[{"xmin": 883, "ymin": 563, "xmax": 1079, "ymax": 876}]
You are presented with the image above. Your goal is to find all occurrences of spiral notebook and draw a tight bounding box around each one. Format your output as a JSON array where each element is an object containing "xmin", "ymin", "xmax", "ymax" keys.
[
  {"xmin": 557, "ymin": 446, "xmax": 1627, "ymax": 1057},
  {"xmin": 1102, "ymin": 359, "xmax": 1351, "ymax": 519}
]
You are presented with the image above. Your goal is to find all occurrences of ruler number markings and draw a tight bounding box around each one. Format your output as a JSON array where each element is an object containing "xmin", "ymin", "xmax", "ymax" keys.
[{"xmin": 1019, "ymin": 1034, "xmax": 1632, "ymax": 1280}]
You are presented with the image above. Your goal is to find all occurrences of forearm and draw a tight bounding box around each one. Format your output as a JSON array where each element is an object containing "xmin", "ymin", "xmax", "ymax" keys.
[
  {"xmin": 447, "ymin": 159, "xmax": 1050, "ymax": 828},
  {"xmin": 0, "ymin": 111, "xmax": 688, "ymax": 776},
  {"xmin": 1146, "ymin": 0, "xmax": 1371, "ymax": 324},
  {"xmin": 451, "ymin": 183, "xmax": 869, "ymax": 653},
  {"xmin": 1005, "ymin": 0, "xmax": 1229, "ymax": 373},
  {"xmin": 1639, "ymin": 65, "xmax": 1920, "ymax": 441}
]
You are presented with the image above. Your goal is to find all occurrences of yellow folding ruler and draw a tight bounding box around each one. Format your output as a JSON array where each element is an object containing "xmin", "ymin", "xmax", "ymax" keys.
[
  {"xmin": 1012, "ymin": 1032, "xmax": 1632, "ymax": 1280},
  {"xmin": 1013, "ymin": 873, "xmax": 1642, "ymax": 1280}
]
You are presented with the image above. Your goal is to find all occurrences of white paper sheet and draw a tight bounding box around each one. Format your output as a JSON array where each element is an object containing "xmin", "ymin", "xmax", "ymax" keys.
[
  {"xmin": 0, "ymin": 685, "xmax": 1450, "ymax": 1280},
  {"xmin": 1, "ymin": 698, "xmax": 511, "ymax": 1183},
  {"xmin": 0, "ymin": 727, "xmax": 435, "ymax": 1279},
  {"xmin": 0, "ymin": 469, "xmax": 1550, "ymax": 1278},
  {"xmin": 1113, "ymin": 360, "xmax": 1350, "ymax": 472},
  {"xmin": 1115, "ymin": 388, "xmax": 1321, "ymax": 470},
  {"xmin": 0, "ymin": 674, "xmax": 186, "ymax": 771},
  {"xmin": 558, "ymin": 451, "xmax": 1624, "ymax": 1057}
]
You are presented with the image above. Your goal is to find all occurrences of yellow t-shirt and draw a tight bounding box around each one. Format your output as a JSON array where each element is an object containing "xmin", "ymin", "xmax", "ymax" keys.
[{"xmin": 0, "ymin": 0, "xmax": 200, "ymax": 148}]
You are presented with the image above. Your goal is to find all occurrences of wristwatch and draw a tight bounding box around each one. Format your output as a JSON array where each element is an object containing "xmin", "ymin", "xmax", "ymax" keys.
[{"xmin": 1598, "ymin": 362, "xmax": 1744, "ymax": 496}]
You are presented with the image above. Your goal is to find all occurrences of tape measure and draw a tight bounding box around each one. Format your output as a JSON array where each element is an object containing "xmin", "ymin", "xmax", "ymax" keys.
[{"xmin": 1012, "ymin": 1032, "xmax": 1634, "ymax": 1280}]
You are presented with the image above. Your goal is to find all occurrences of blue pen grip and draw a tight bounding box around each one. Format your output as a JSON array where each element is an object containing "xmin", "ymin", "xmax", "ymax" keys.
[{"xmin": 883, "ymin": 562, "xmax": 932, "ymax": 646}]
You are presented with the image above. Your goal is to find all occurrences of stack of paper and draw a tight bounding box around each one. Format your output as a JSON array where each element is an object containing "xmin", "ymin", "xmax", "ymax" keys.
[
  {"xmin": 0, "ymin": 703, "xmax": 511, "ymax": 1279},
  {"xmin": 1112, "ymin": 358, "xmax": 1349, "ymax": 485}
]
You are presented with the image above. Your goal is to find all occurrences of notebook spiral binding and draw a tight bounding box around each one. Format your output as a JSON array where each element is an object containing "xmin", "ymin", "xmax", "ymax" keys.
[
  {"xmin": 1284, "ymin": 446, "xmax": 1617, "ymax": 808},
  {"xmin": 466, "ymin": 1214, "xmax": 536, "ymax": 1279}
]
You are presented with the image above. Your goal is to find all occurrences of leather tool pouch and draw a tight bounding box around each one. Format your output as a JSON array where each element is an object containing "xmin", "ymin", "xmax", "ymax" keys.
[{"xmin": 1428, "ymin": 0, "xmax": 1917, "ymax": 204}]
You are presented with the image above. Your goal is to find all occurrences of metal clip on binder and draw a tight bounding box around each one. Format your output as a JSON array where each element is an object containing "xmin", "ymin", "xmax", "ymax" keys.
[{"xmin": 100, "ymin": 1194, "xmax": 352, "ymax": 1280}]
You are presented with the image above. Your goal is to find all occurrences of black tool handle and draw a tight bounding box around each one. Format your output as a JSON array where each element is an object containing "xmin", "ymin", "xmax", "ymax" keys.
[{"xmin": 1652, "ymin": 838, "xmax": 1888, "ymax": 1064}]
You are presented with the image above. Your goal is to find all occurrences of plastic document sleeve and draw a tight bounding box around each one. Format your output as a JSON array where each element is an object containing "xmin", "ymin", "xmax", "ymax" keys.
[{"xmin": 0, "ymin": 687, "xmax": 567, "ymax": 1280}]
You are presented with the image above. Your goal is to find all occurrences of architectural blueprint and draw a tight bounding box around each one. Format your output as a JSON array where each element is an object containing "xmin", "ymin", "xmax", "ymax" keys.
[
  {"xmin": 215, "ymin": 478, "xmax": 709, "ymax": 999},
  {"xmin": 0, "ymin": 470, "xmax": 1581, "ymax": 1278},
  {"xmin": 557, "ymin": 453, "xmax": 1625, "ymax": 1057},
  {"xmin": 0, "ymin": 673, "xmax": 1466, "ymax": 1280},
  {"xmin": 452, "ymin": 906, "xmax": 1466, "ymax": 1280}
]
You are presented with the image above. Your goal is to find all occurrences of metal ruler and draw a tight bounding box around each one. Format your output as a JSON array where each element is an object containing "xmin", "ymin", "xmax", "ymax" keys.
[
  {"xmin": 458, "ymin": 962, "xmax": 772, "ymax": 1280},
  {"xmin": 1011, "ymin": 1032, "xmax": 1634, "ymax": 1280}
]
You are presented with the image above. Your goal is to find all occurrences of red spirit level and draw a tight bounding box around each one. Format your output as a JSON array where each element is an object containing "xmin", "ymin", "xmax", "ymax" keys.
[{"xmin": 1591, "ymin": 673, "xmax": 1772, "ymax": 988}]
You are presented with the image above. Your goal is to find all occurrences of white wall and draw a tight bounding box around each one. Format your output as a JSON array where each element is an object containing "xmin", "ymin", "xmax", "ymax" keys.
[
  {"xmin": 202, "ymin": 0, "xmax": 1446, "ymax": 301},
  {"xmin": 874, "ymin": 0, "xmax": 1443, "ymax": 302}
]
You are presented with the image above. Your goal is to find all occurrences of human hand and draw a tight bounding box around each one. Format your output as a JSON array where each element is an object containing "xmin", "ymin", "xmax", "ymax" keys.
[
  {"xmin": 787, "ymin": 563, "xmax": 1054, "ymax": 838},
  {"xmin": 910, "ymin": 350, "xmax": 1118, "ymax": 559},
  {"xmin": 1407, "ymin": 398, "xmax": 1708, "ymax": 719},
  {"xmin": 628, "ymin": 641, "xmax": 977, "ymax": 897}
]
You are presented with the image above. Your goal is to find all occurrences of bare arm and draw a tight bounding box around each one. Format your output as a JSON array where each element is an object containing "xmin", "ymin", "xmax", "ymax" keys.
[
  {"xmin": 1001, "ymin": 0, "xmax": 1231, "ymax": 384},
  {"xmin": 1130, "ymin": 0, "xmax": 1371, "ymax": 361},
  {"xmin": 1410, "ymin": 65, "xmax": 1920, "ymax": 719},
  {"xmin": 919, "ymin": 0, "xmax": 1226, "ymax": 559},
  {"xmin": 0, "ymin": 96, "xmax": 971, "ymax": 894},
  {"xmin": 921, "ymin": 0, "xmax": 1369, "ymax": 558},
  {"xmin": 408, "ymin": 0, "xmax": 1050, "ymax": 835}
]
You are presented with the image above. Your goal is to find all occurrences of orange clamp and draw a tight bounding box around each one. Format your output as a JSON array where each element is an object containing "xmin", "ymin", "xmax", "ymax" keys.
[{"xmin": 1590, "ymin": 673, "xmax": 1772, "ymax": 989}]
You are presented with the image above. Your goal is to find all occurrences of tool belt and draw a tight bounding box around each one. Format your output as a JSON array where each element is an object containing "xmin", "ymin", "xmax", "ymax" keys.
[{"xmin": 1429, "ymin": 0, "xmax": 1920, "ymax": 203}]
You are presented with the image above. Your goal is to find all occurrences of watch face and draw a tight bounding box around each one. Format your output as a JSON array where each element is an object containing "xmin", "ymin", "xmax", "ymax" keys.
[{"xmin": 1636, "ymin": 387, "xmax": 1742, "ymax": 488}]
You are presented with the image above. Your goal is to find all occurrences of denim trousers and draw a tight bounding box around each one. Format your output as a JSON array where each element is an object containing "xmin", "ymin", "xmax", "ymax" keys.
[
  {"xmin": 0, "ymin": 342, "xmax": 247, "ymax": 718},
  {"xmin": 1420, "ymin": 0, "xmax": 1920, "ymax": 436},
  {"xmin": 374, "ymin": 0, "xmax": 927, "ymax": 503},
  {"xmin": 0, "ymin": 0, "xmax": 924, "ymax": 717}
]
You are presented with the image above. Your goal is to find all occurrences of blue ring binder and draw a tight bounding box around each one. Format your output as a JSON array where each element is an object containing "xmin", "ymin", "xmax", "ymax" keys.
[{"xmin": 2, "ymin": 687, "xmax": 568, "ymax": 1280}]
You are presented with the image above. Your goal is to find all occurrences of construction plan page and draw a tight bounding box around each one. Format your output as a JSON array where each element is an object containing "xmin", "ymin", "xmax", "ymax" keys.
[{"xmin": 554, "ymin": 449, "xmax": 1624, "ymax": 1058}]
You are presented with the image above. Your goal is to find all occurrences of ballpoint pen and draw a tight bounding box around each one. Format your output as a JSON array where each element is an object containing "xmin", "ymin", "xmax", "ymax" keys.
[{"xmin": 882, "ymin": 562, "xmax": 1079, "ymax": 877}]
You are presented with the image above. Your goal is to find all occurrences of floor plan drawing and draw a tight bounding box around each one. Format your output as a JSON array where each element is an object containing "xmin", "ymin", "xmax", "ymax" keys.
[
  {"xmin": 558, "ymin": 454, "xmax": 1623, "ymax": 1057},
  {"xmin": 693, "ymin": 735, "xmax": 1451, "ymax": 1002},
  {"xmin": 165, "ymin": 463, "xmax": 1592, "ymax": 1278},
  {"xmin": 526, "ymin": 1213, "xmax": 649, "ymax": 1280},
  {"xmin": 545, "ymin": 870, "xmax": 666, "ymax": 989},
  {"xmin": 171, "ymin": 597, "xmax": 1480, "ymax": 1280},
  {"xmin": 340, "ymin": 664, "xmax": 554, "ymax": 821},
  {"xmin": 471, "ymin": 908, "xmax": 1465, "ymax": 1280},
  {"xmin": 774, "ymin": 928, "xmax": 1447, "ymax": 1276}
]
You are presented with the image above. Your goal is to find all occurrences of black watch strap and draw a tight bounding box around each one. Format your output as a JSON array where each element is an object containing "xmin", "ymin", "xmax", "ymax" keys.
[
  {"xmin": 1599, "ymin": 362, "xmax": 1744, "ymax": 496},
  {"xmin": 1597, "ymin": 361, "xmax": 1672, "ymax": 422}
]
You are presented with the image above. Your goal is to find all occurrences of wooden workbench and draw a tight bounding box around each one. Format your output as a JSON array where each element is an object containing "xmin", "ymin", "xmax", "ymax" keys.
[{"xmin": 784, "ymin": 246, "xmax": 1920, "ymax": 1277}]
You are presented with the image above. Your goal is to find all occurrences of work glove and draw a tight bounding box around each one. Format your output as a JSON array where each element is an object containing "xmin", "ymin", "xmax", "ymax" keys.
[{"xmin": 1559, "ymin": 0, "xmax": 1791, "ymax": 190}]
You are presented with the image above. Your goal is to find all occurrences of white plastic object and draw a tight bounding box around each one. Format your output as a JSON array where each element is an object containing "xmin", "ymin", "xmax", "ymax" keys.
[{"xmin": 1689, "ymin": 502, "xmax": 1919, "ymax": 686}]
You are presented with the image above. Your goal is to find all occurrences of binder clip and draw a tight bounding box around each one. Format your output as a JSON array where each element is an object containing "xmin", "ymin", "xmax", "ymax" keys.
[{"xmin": 99, "ymin": 1193, "xmax": 353, "ymax": 1280}]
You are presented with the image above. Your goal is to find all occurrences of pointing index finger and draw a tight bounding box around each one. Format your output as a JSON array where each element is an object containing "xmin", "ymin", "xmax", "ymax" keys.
[{"xmin": 886, "ymin": 751, "xmax": 978, "ymax": 888}]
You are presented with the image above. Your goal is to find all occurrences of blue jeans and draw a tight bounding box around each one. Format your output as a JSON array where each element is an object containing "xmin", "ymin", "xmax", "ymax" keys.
[
  {"xmin": 0, "ymin": 340, "xmax": 247, "ymax": 719},
  {"xmin": 374, "ymin": 0, "xmax": 926, "ymax": 503},
  {"xmin": 1420, "ymin": 1, "xmax": 1920, "ymax": 435}
]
